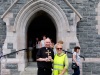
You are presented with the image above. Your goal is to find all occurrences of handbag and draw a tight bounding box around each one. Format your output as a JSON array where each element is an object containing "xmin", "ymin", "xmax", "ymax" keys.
[
  {"xmin": 71, "ymin": 63, "xmax": 78, "ymax": 69},
  {"xmin": 71, "ymin": 53, "xmax": 78, "ymax": 69}
]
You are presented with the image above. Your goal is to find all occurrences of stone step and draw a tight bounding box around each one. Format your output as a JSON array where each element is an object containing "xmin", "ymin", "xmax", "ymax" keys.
[
  {"xmin": 20, "ymin": 62, "xmax": 38, "ymax": 75},
  {"xmin": 27, "ymin": 62, "xmax": 37, "ymax": 67},
  {"xmin": 20, "ymin": 67, "xmax": 38, "ymax": 75},
  {"xmin": 25, "ymin": 67, "xmax": 38, "ymax": 72},
  {"xmin": 20, "ymin": 62, "xmax": 75, "ymax": 75}
]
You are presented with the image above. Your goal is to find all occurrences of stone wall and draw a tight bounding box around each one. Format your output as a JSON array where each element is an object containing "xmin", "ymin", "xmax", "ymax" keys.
[
  {"xmin": 0, "ymin": 0, "xmax": 100, "ymax": 75},
  {"xmin": 0, "ymin": 0, "xmax": 26, "ymax": 75},
  {"xmin": 77, "ymin": 0, "xmax": 100, "ymax": 74},
  {"xmin": 83, "ymin": 62, "xmax": 100, "ymax": 75},
  {"xmin": 0, "ymin": 18, "xmax": 6, "ymax": 75},
  {"xmin": 53, "ymin": 0, "xmax": 100, "ymax": 75},
  {"xmin": 0, "ymin": 11, "xmax": 6, "ymax": 75}
]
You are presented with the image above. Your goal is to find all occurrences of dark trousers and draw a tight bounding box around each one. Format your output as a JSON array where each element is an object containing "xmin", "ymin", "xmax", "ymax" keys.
[
  {"xmin": 32, "ymin": 48, "xmax": 36, "ymax": 61},
  {"xmin": 38, "ymin": 68, "xmax": 52, "ymax": 75},
  {"xmin": 72, "ymin": 66, "xmax": 80, "ymax": 75}
]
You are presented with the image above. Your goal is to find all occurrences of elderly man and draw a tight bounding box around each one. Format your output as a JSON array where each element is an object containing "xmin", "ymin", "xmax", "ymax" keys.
[{"xmin": 36, "ymin": 38, "xmax": 54, "ymax": 75}]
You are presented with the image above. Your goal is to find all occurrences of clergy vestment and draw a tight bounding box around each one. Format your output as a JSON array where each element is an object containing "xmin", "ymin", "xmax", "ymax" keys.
[{"xmin": 36, "ymin": 47, "xmax": 54, "ymax": 75}]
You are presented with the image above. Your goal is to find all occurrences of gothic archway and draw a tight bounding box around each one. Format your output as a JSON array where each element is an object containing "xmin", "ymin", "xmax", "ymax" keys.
[
  {"xmin": 14, "ymin": 0, "xmax": 70, "ymax": 71},
  {"xmin": 27, "ymin": 10, "xmax": 56, "ymax": 62}
]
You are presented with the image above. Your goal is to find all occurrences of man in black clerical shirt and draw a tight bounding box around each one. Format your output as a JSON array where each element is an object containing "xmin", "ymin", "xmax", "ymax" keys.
[{"xmin": 36, "ymin": 38, "xmax": 54, "ymax": 75}]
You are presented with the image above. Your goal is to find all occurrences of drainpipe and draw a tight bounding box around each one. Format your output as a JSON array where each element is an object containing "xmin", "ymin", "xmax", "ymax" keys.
[
  {"xmin": 1, "ymin": 0, "xmax": 19, "ymax": 19},
  {"xmin": 63, "ymin": 0, "xmax": 82, "ymax": 19}
]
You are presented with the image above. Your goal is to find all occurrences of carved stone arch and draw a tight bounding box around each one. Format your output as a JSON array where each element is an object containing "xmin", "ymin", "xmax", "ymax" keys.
[
  {"xmin": 14, "ymin": 0, "xmax": 71, "ymax": 50},
  {"xmin": 15, "ymin": 0, "xmax": 70, "ymax": 32},
  {"xmin": 13, "ymin": 0, "xmax": 70, "ymax": 71}
]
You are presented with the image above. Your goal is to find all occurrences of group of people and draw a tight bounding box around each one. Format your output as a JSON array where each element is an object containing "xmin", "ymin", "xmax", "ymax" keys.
[
  {"xmin": 32, "ymin": 35, "xmax": 46, "ymax": 61},
  {"xmin": 36, "ymin": 37, "xmax": 81, "ymax": 75},
  {"xmin": 33, "ymin": 35, "xmax": 55, "ymax": 61}
]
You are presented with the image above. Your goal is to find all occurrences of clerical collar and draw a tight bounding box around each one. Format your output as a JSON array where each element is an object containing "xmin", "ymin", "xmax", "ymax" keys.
[{"xmin": 46, "ymin": 47, "xmax": 50, "ymax": 50}]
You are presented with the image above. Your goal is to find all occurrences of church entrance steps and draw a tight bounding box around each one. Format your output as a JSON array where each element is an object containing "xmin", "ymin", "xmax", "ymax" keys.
[
  {"xmin": 27, "ymin": 62, "xmax": 37, "ymax": 67},
  {"xmin": 19, "ymin": 62, "xmax": 73, "ymax": 75},
  {"xmin": 20, "ymin": 67, "xmax": 37, "ymax": 75},
  {"xmin": 20, "ymin": 62, "xmax": 37, "ymax": 75}
]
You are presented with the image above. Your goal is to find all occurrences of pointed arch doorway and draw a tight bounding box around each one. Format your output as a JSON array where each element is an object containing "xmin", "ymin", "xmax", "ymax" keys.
[
  {"xmin": 13, "ymin": 0, "xmax": 71, "ymax": 71},
  {"xmin": 27, "ymin": 11, "xmax": 56, "ymax": 62}
]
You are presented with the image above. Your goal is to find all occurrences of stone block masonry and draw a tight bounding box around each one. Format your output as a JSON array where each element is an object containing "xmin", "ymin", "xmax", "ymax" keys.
[{"xmin": 0, "ymin": 0, "xmax": 100, "ymax": 75}]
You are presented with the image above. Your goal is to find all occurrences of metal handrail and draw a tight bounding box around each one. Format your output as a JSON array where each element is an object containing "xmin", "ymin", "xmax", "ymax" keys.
[
  {"xmin": 0, "ymin": 49, "xmax": 85, "ymax": 61},
  {"xmin": 63, "ymin": 50, "xmax": 85, "ymax": 61},
  {"xmin": 0, "ymin": 49, "xmax": 27, "ymax": 58}
]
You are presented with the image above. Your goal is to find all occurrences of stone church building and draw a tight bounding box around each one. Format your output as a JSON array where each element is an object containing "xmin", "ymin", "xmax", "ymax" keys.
[{"xmin": 0, "ymin": 0, "xmax": 100, "ymax": 75}]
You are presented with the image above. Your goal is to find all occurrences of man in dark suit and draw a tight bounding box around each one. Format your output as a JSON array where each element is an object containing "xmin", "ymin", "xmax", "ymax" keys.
[{"xmin": 36, "ymin": 38, "xmax": 54, "ymax": 75}]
